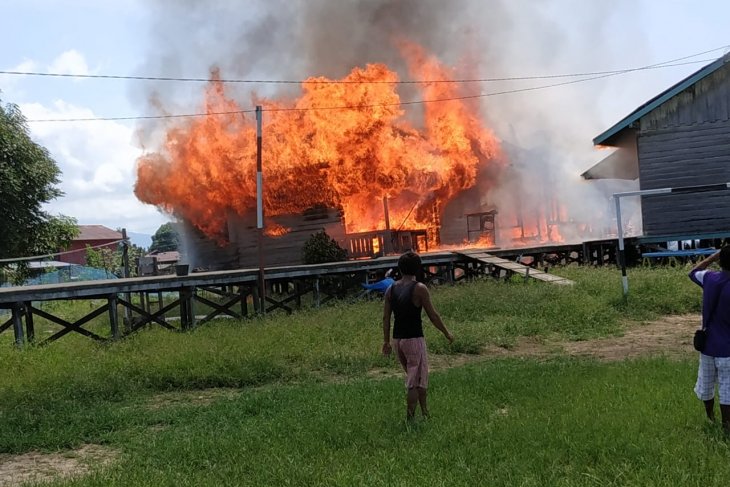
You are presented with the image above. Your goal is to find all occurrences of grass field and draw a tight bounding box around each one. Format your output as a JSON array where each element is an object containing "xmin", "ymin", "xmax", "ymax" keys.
[{"xmin": 1, "ymin": 265, "xmax": 728, "ymax": 486}]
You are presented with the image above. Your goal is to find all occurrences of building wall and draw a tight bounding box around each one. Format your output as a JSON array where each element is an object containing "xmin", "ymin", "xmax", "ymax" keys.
[
  {"xmin": 59, "ymin": 240, "xmax": 119, "ymax": 265},
  {"xmin": 226, "ymin": 207, "xmax": 346, "ymax": 269},
  {"xmin": 183, "ymin": 211, "xmax": 346, "ymax": 272},
  {"xmin": 638, "ymin": 120, "xmax": 730, "ymax": 236},
  {"xmin": 640, "ymin": 67, "xmax": 730, "ymax": 132},
  {"xmin": 637, "ymin": 65, "xmax": 730, "ymax": 237}
]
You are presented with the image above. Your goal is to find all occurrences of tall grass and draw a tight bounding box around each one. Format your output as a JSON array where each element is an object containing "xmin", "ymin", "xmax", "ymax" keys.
[
  {"xmin": 0, "ymin": 265, "xmax": 712, "ymax": 485},
  {"xmin": 10, "ymin": 359, "xmax": 730, "ymax": 486}
]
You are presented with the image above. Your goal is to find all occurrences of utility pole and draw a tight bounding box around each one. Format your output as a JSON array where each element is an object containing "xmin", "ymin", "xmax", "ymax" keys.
[
  {"xmin": 256, "ymin": 106, "xmax": 266, "ymax": 314},
  {"xmin": 121, "ymin": 228, "xmax": 132, "ymax": 330}
]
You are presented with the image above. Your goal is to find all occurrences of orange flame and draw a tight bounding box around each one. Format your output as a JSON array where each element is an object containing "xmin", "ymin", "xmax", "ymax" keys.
[
  {"xmin": 263, "ymin": 223, "xmax": 291, "ymax": 238},
  {"xmin": 134, "ymin": 42, "xmax": 505, "ymax": 243}
]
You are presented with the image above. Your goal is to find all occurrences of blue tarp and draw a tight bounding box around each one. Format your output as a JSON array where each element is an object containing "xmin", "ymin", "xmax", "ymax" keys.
[
  {"xmin": 361, "ymin": 278, "xmax": 395, "ymax": 294},
  {"xmin": 23, "ymin": 265, "xmax": 119, "ymax": 285},
  {"xmin": 642, "ymin": 248, "xmax": 717, "ymax": 258}
]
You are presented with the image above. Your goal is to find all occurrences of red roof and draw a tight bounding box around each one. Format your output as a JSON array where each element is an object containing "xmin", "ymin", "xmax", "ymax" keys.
[{"xmin": 75, "ymin": 225, "xmax": 123, "ymax": 241}]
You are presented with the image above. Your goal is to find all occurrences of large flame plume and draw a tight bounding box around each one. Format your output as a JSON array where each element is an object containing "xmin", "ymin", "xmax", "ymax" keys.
[{"xmin": 135, "ymin": 42, "xmax": 505, "ymax": 242}]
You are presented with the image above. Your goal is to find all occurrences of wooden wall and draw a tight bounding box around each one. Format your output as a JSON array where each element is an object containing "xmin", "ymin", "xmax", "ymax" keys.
[
  {"xmin": 180, "ymin": 221, "xmax": 239, "ymax": 271},
  {"xmin": 227, "ymin": 207, "xmax": 346, "ymax": 268},
  {"xmin": 637, "ymin": 64, "xmax": 730, "ymax": 237},
  {"xmin": 638, "ymin": 121, "xmax": 730, "ymax": 236}
]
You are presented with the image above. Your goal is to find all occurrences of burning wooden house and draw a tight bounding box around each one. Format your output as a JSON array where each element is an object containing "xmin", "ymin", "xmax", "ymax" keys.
[
  {"xmin": 181, "ymin": 198, "xmax": 499, "ymax": 270},
  {"xmin": 135, "ymin": 44, "xmax": 578, "ymax": 270}
]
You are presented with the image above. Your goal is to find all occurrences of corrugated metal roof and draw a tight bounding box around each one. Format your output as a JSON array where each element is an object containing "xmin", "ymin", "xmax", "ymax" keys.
[
  {"xmin": 593, "ymin": 53, "xmax": 730, "ymax": 146},
  {"xmin": 145, "ymin": 251, "xmax": 180, "ymax": 263},
  {"xmin": 76, "ymin": 225, "xmax": 123, "ymax": 241}
]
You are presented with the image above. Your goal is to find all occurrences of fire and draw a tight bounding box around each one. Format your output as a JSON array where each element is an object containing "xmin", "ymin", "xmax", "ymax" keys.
[
  {"xmin": 134, "ymin": 41, "xmax": 505, "ymax": 243},
  {"xmin": 263, "ymin": 223, "xmax": 291, "ymax": 238}
]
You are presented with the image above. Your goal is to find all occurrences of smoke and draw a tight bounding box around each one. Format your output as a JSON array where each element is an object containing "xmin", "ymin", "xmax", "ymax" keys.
[{"xmin": 135, "ymin": 0, "xmax": 647, "ymax": 245}]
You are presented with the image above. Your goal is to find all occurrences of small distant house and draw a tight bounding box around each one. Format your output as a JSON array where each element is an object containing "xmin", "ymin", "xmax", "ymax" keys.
[
  {"xmin": 583, "ymin": 53, "xmax": 730, "ymax": 241},
  {"xmin": 138, "ymin": 250, "xmax": 180, "ymax": 276},
  {"xmin": 59, "ymin": 225, "xmax": 123, "ymax": 265}
]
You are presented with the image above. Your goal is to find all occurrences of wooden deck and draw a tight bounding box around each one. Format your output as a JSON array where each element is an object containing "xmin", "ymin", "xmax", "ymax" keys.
[
  {"xmin": 0, "ymin": 244, "xmax": 589, "ymax": 346},
  {"xmin": 0, "ymin": 252, "xmax": 459, "ymax": 305}
]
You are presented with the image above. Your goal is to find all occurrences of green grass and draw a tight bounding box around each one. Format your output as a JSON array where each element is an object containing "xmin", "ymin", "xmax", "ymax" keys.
[
  {"xmin": 8, "ymin": 359, "xmax": 730, "ymax": 486},
  {"xmin": 0, "ymin": 265, "xmax": 720, "ymax": 486}
]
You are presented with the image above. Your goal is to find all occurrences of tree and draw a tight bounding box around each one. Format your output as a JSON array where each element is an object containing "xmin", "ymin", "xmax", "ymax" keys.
[
  {"xmin": 149, "ymin": 222, "xmax": 180, "ymax": 253},
  {"xmin": 85, "ymin": 245, "xmax": 121, "ymax": 278},
  {"xmin": 302, "ymin": 230, "xmax": 348, "ymax": 264},
  {"xmin": 0, "ymin": 100, "xmax": 78, "ymax": 277}
]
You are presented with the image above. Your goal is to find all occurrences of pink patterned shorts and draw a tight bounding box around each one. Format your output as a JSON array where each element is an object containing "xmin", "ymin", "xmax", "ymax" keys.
[{"xmin": 393, "ymin": 337, "xmax": 429, "ymax": 389}]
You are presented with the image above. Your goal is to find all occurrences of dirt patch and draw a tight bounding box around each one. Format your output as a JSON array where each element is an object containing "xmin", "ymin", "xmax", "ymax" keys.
[
  {"xmin": 389, "ymin": 314, "xmax": 702, "ymax": 376},
  {"xmin": 368, "ymin": 315, "xmax": 700, "ymax": 379},
  {"xmin": 558, "ymin": 314, "xmax": 698, "ymax": 361},
  {"xmin": 467, "ymin": 314, "xmax": 700, "ymax": 364},
  {"xmin": 0, "ymin": 444, "xmax": 117, "ymax": 487},
  {"xmin": 146, "ymin": 387, "xmax": 242, "ymax": 410}
]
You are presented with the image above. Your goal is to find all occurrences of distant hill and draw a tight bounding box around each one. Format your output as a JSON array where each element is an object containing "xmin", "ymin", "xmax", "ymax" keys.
[{"xmin": 128, "ymin": 232, "xmax": 152, "ymax": 249}]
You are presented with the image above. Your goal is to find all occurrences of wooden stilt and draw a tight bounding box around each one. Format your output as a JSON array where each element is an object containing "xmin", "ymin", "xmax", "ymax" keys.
[
  {"xmin": 108, "ymin": 294, "xmax": 120, "ymax": 339},
  {"xmin": 12, "ymin": 302, "xmax": 24, "ymax": 347},
  {"xmin": 24, "ymin": 301, "xmax": 34, "ymax": 343}
]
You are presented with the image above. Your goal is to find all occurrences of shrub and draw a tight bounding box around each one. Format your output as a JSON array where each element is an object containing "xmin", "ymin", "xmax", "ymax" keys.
[{"xmin": 302, "ymin": 231, "xmax": 348, "ymax": 264}]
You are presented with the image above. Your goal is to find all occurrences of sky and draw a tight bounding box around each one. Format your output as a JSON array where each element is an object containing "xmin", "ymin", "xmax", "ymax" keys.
[{"xmin": 1, "ymin": 0, "xmax": 729, "ymax": 242}]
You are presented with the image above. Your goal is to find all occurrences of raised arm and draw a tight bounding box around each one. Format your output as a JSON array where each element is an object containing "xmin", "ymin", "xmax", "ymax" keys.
[
  {"xmin": 382, "ymin": 286, "xmax": 393, "ymax": 356},
  {"xmin": 692, "ymin": 250, "xmax": 721, "ymax": 273},
  {"xmin": 415, "ymin": 283, "xmax": 453, "ymax": 343}
]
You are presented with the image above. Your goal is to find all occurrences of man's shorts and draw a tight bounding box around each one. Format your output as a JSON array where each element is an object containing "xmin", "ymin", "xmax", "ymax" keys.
[
  {"xmin": 393, "ymin": 337, "xmax": 428, "ymax": 389},
  {"xmin": 694, "ymin": 354, "xmax": 730, "ymax": 404}
]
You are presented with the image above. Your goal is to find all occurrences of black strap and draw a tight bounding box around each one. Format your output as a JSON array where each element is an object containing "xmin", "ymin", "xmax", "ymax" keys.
[{"xmin": 704, "ymin": 279, "xmax": 729, "ymax": 330}]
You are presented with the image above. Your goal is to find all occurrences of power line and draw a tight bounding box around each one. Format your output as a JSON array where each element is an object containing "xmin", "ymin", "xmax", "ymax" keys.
[
  {"xmin": 3, "ymin": 44, "xmax": 727, "ymax": 85},
  {"xmin": 268, "ymin": 59, "xmax": 717, "ymax": 113},
  {"xmin": 0, "ymin": 45, "xmax": 730, "ymax": 84},
  {"xmin": 0, "ymin": 239, "xmax": 126, "ymax": 264},
  {"xmin": 25, "ymin": 59, "xmax": 714, "ymax": 123},
  {"xmin": 24, "ymin": 54, "xmax": 726, "ymax": 123}
]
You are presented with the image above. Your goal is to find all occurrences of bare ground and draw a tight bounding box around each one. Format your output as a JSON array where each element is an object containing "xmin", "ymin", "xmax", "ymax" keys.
[
  {"xmin": 372, "ymin": 314, "xmax": 701, "ymax": 377},
  {"xmin": 481, "ymin": 313, "xmax": 699, "ymax": 362},
  {"xmin": 0, "ymin": 314, "xmax": 700, "ymax": 486},
  {"xmin": 0, "ymin": 445, "xmax": 118, "ymax": 487}
]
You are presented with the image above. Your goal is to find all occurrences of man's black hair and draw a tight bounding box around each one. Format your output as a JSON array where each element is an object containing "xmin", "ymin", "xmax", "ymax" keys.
[
  {"xmin": 721, "ymin": 245, "xmax": 730, "ymax": 271},
  {"xmin": 398, "ymin": 251, "xmax": 422, "ymax": 276}
]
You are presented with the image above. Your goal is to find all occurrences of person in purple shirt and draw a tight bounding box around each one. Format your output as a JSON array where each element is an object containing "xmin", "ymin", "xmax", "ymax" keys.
[{"xmin": 689, "ymin": 246, "xmax": 730, "ymax": 430}]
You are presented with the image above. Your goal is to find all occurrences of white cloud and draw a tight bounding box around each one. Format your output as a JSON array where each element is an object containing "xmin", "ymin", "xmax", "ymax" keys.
[
  {"xmin": 47, "ymin": 49, "xmax": 91, "ymax": 76},
  {"xmin": 19, "ymin": 100, "xmax": 169, "ymax": 235},
  {"xmin": 0, "ymin": 59, "xmax": 37, "ymax": 99}
]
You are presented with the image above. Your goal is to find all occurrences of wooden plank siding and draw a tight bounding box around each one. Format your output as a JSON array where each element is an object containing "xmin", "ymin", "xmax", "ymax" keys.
[
  {"xmin": 640, "ymin": 67, "xmax": 730, "ymax": 131},
  {"xmin": 637, "ymin": 120, "xmax": 730, "ymax": 236},
  {"xmin": 227, "ymin": 207, "xmax": 346, "ymax": 268},
  {"xmin": 636, "ymin": 63, "xmax": 730, "ymax": 237}
]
